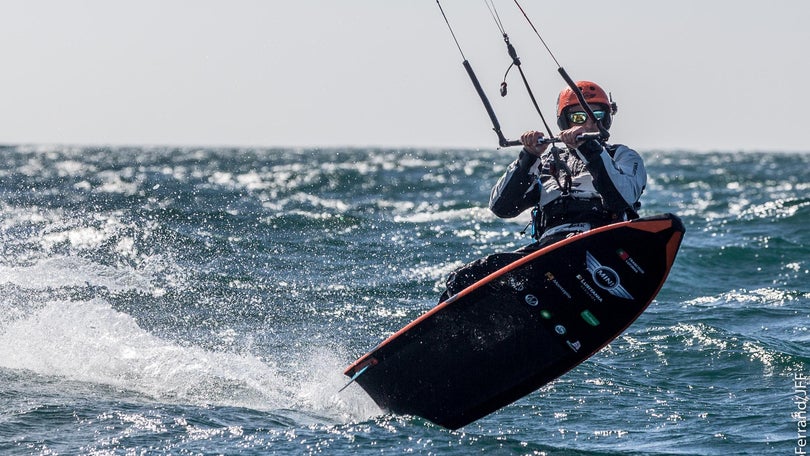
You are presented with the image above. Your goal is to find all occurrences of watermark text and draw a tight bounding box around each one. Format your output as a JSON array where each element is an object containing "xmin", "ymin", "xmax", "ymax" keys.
[{"xmin": 795, "ymin": 373, "xmax": 808, "ymax": 454}]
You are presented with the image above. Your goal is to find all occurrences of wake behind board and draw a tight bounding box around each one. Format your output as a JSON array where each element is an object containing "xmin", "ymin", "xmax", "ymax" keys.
[{"xmin": 344, "ymin": 213, "xmax": 685, "ymax": 430}]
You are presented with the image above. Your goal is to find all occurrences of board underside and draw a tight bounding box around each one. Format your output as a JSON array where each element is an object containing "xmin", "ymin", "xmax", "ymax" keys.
[{"xmin": 345, "ymin": 213, "xmax": 685, "ymax": 430}]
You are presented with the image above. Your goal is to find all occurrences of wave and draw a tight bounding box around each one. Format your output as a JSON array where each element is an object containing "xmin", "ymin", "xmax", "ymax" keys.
[{"xmin": 0, "ymin": 297, "xmax": 380, "ymax": 425}]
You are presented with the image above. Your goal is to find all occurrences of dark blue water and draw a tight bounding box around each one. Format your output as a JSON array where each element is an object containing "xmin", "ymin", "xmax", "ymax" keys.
[{"xmin": 0, "ymin": 145, "xmax": 807, "ymax": 455}]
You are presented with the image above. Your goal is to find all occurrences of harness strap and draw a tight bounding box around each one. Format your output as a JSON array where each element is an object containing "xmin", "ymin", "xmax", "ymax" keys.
[
  {"xmin": 530, "ymin": 195, "xmax": 622, "ymax": 240},
  {"xmin": 549, "ymin": 146, "xmax": 573, "ymax": 195}
]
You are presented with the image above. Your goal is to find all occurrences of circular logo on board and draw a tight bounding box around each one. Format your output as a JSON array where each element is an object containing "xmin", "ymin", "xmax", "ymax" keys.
[
  {"xmin": 525, "ymin": 294, "xmax": 539, "ymax": 306},
  {"xmin": 592, "ymin": 265, "xmax": 620, "ymax": 290},
  {"xmin": 554, "ymin": 325, "xmax": 567, "ymax": 335},
  {"xmin": 585, "ymin": 251, "xmax": 634, "ymax": 300}
]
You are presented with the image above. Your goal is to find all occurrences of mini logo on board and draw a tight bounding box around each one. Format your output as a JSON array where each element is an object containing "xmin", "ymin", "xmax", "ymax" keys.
[
  {"xmin": 585, "ymin": 251, "xmax": 633, "ymax": 300},
  {"xmin": 525, "ymin": 294, "xmax": 539, "ymax": 306},
  {"xmin": 566, "ymin": 340, "xmax": 582, "ymax": 352},
  {"xmin": 554, "ymin": 325, "xmax": 567, "ymax": 335}
]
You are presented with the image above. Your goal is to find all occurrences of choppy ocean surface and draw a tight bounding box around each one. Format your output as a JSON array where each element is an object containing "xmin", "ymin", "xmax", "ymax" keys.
[{"xmin": 0, "ymin": 145, "xmax": 807, "ymax": 455}]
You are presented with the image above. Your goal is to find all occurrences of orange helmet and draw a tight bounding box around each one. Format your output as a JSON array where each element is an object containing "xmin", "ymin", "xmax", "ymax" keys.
[{"xmin": 556, "ymin": 81, "xmax": 617, "ymax": 130}]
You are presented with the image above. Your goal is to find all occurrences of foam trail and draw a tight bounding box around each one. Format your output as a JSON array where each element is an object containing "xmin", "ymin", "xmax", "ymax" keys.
[
  {"xmin": 0, "ymin": 255, "xmax": 153, "ymax": 292},
  {"xmin": 0, "ymin": 298, "xmax": 380, "ymax": 424}
]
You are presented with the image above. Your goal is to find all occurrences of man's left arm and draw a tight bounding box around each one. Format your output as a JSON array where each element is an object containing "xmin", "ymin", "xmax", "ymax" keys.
[{"xmin": 575, "ymin": 140, "xmax": 647, "ymax": 214}]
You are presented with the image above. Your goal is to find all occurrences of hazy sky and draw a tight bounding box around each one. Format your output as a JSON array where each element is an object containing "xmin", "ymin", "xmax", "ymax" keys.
[{"xmin": 2, "ymin": 1, "xmax": 808, "ymax": 152}]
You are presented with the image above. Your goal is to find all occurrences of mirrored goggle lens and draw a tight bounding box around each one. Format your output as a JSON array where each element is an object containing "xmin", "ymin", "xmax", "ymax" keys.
[{"xmin": 567, "ymin": 110, "xmax": 606, "ymax": 124}]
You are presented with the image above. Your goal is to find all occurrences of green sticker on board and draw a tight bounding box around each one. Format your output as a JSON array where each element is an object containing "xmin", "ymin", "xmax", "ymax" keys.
[{"xmin": 580, "ymin": 309, "xmax": 601, "ymax": 326}]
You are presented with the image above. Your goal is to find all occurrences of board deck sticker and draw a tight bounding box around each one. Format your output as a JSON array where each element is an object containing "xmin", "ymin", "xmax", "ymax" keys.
[{"xmin": 344, "ymin": 213, "xmax": 685, "ymax": 430}]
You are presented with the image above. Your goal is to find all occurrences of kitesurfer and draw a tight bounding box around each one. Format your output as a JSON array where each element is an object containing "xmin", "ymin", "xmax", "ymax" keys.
[{"xmin": 440, "ymin": 81, "xmax": 647, "ymax": 301}]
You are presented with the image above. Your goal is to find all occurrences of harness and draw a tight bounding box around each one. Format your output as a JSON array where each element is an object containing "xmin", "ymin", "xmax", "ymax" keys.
[
  {"xmin": 527, "ymin": 144, "xmax": 638, "ymax": 241},
  {"xmin": 529, "ymin": 196, "xmax": 619, "ymax": 240}
]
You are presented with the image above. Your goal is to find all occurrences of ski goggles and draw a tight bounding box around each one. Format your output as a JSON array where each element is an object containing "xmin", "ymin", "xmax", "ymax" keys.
[{"xmin": 567, "ymin": 110, "xmax": 606, "ymax": 124}]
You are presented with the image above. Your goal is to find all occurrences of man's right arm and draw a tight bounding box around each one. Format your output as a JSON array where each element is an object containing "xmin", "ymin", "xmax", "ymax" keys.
[{"xmin": 489, "ymin": 150, "xmax": 541, "ymax": 218}]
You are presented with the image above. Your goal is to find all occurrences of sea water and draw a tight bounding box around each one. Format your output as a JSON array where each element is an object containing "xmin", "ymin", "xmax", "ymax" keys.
[{"xmin": 0, "ymin": 145, "xmax": 807, "ymax": 455}]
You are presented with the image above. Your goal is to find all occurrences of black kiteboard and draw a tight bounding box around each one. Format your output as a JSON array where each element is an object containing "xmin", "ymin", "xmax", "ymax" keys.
[{"xmin": 344, "ymin": 213, "xmax": 685, "ymax": 430}]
